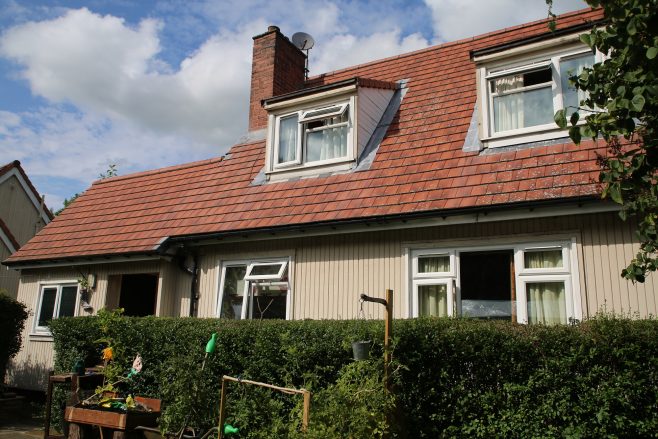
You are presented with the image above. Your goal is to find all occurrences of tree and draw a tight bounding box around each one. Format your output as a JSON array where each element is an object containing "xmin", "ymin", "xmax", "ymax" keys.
[
  {"xmin": 551, "ymin": 0, "xmax": 658, "ymax": 282},
  {"xmin": 53, "ymin": 164, "xmax": 119, "ymax": 216}
]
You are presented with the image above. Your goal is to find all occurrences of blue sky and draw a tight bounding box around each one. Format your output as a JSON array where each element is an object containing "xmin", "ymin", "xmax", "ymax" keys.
[{"xmin": 0, "ymin": 0, "xmax": 586, "ymax": 210}]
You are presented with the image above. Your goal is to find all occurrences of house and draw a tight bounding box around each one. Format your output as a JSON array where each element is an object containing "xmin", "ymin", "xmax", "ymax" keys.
[
  {"xmin": 0, "ymin": 160, "xmax": 51, "ymax": 299},
  {"xmin": 4, "ymin": 8, "xmax": 658, "ymax": 391}
]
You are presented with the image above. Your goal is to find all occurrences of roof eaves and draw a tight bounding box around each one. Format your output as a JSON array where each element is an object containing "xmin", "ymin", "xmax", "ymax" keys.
[{"xmin": 263, "ymin": 77, "xmax": 398, "ymax": 106}]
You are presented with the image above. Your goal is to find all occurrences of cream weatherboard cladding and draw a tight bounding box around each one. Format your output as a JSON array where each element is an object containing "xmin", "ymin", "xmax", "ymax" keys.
[{"xmin": 9, "ymin": 211, "xmax": 657, "ymax": 390}]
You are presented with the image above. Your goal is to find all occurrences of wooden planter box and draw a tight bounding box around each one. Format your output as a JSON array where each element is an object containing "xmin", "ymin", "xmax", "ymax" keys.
[{"xmin": 64, "ymin": 396, "xmax": 161, "ymax": 431}]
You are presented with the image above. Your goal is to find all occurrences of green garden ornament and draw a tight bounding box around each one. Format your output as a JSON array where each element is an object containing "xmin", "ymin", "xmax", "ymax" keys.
[
  {"xmin": 223, "ymin": 424, "xmax": 239, "ymax": 435},
  {"xmin": 205, "ymin": 333, "xmax": 217, "ymax": 354}
]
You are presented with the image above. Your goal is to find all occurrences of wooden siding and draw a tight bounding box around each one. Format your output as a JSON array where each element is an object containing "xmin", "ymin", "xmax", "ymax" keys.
[
  {"xmin": 0, "ymin": 241, "xmax": 20, "ymax": 298},
  {"xmin": 0, "ymin": 174, "xmax": 45, "ymax": 246},
  {"xmin": 10, "ymin": 210, "xmax": 658, "ymax": 390},
  {"xmin": 198, "ymin": 212, "xmax": 657, "ymax": 321}
]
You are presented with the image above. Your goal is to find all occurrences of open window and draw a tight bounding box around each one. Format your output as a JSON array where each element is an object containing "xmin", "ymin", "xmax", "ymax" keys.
[
  {"xmin": 218, "ymin": 258, "xmax": 290, "ymax": 320},
  {"xmin": 272, "ymin": 99, "xmax": 353, "ymax": 171},
  {"xmin": 410, "ymin": 239, "xmax": 580, "ymax": 324},
  {"xmin": 475, "ymin": 38, "xmax": 599, "ymax": 147},
  {"xmin": 34, "ymin": 282, "xmax": 79, "ymax": 334}
]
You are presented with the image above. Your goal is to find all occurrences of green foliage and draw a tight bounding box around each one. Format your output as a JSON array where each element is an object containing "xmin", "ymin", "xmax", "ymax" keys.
[
  {"xmin": 53, "ymin": 193, "xmax": 79, "ymax": 216},
  {"xmin": 0, "ymin": 292, "xmax": 28, "ymax": 386},
  {"xmin": 50, "ymin": 316, "xmax": 658, "ymax": 437},
  {"xmin": 552, "ymin": 0, "xmax": 658, "ymax": 282}
]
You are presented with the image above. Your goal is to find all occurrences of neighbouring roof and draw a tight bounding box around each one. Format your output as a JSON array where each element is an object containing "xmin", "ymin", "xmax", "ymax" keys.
[
  {"xmin": 0, "ymin": 218, "xmax": 20, "ymax": 252},
  {"xmin": 5, "ymin": 8, "xmax": 607, "ymax": 266},
  {"xmin": 0, "ymin": 160, "xmax": 54, "ymax": 222}
]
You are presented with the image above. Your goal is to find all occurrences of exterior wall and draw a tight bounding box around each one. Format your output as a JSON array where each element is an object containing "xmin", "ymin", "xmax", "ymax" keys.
[
  {"xmin": 10, "ymin": 210, "xmax": 658, "ymax": 390},
  {"xmin": 0, "ymin": 174, "xmax": 45, "ymax": 246},
  {"xmin": 0, "ymin": 241, "xmax": 20, "ymax": 298},
  {"xmin": 9, "ymin": 260, "xmax": 170, "ymax": 390},
  {"xmin": 197, "ymin": 211, "xmax": 657, "ymax": 321},
  {"xmin": 0, "ymin": 174, "xmax": 48, "ymax": 298}
]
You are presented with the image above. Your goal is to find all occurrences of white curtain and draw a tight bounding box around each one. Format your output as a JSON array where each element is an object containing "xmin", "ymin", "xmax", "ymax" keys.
[
  {"xmin": 527, "ymin": 282, "xmax": 566, "ymax": 325},
  {"xmin": 419, "ymin": 284, "xmax": 448, "ymax": 317},
  {"xmin": 306, "ymin": 113, "xmax": 348, "ymax": 162},
  {"xmin": 493, "ymin": 74, "xmax": 524, "ymax": 132},
  {"xmin": 278, "ymin": 115, "xmax": 298, "ymax": 163},
  {"xmin": 418, "ymin": 255, "xmax": 450, "ymax": 273},
  {"xmin": 525, "ymin": 250, "xmax": 563, "ymax": 269}
]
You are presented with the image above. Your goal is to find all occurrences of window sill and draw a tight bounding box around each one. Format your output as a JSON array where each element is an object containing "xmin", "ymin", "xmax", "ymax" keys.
[
  {"xmin": 267, "ymin": 159, "xmax": 356, "ymax": 181},
  {"xmin": 482, "ymin": 125, "xmax": 572, "ymax": 149},
  {"xmin": 29, "ymin": 332, "xmax": 54, "ymax": 341}
]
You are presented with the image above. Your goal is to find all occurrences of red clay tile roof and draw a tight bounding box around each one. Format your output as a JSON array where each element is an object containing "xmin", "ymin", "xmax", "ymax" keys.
[
  {"xmin": 4, "ymin": 8, "xmax": 607, "ymax": 265},
  {"xmin": 0, "ymin": 160, "xmax": 54, "ymax": 221}
]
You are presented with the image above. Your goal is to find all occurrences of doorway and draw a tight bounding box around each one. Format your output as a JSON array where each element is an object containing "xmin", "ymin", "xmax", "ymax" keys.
[
  {"xmin": 459, "ymin": 250, "xmax": 515, "ymax": 321},
  {"xmin": 118, "ymin": 273, "xmax": 158, "ymax": 317}
]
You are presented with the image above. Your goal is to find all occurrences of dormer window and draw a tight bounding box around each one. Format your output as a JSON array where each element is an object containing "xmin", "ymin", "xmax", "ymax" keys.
[
  {"xmin": 474, "ymin": 37, "xmax": 600, "ymax": 148},
  {"xmin": 263, "ymin": 77, "xmax": 397, "ymax": 180},
  {"xmin": 275, "ymin": 102, "xmax": 351, "ymax": 168}
]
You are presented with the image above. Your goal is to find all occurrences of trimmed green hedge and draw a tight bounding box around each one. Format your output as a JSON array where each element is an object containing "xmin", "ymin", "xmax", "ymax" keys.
[
  {"xmin": 0, "ymin": 292, "xmax": 28, "ymax": 387},
  {"xmin": 50, "ymin": 316, "xmax": 658, "ymax": 438}
]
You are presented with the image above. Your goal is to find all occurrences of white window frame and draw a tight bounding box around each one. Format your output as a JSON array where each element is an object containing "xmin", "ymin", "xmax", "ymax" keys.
[
  {"xmin": 409, "ymin": 239, "xmax": 581, "ymax": 324},
  {"xmin": 217, "ymin": 258, "xmax": 291, "ymax": 320},
  {"xmin": 411, "ymin": 278, "xmax": 455, "ymax": 318},
  {"xmin": 267, "ymin": 95, "xmax": 357, "ymax": 174},
  {"xmin": 477, "ymin": 40, "xmax": 603, "ymax": 148},
  {"xmin": 33, "ymin": 281, "xmax": 80, "ymax": 335}
]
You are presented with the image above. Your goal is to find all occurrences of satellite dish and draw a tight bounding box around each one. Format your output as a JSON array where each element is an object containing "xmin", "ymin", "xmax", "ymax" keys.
[{"xmin": 292, "ymin": 32, "xmax": 315, "ymax": 51}]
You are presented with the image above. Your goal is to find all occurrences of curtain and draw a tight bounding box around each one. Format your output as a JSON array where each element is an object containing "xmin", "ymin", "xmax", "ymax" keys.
[
  {"xmin": 278, "ymin": 115, "xmax": 298, "ymax": 163},
  {"xmin": 560, "ymin": 53, "xmax": 594, "ymax": 114},
  {"xmin": 419, "ymin": 284, "xmax": 448, "ymax": 317},
  {"xmin": 527, "ymin": 281, "xmax": 566, "ymax": 324},
  {"xmin": 418, "ymin": 255, "xmax": 450, "ymax": 273},
  {"xmin": 221, "ymin": 266, "xmax": 246, "ymax": 320},
  {"xmin": 524, "ymin": 249, "xmax": 563, "ymax": 269},
  {"xmin": 493, "ymin": 74, "xmax": 524, "ymax": 132},
  {"xmin": 306, "ymin": 113, "xmax": 348, "ymax": 162}
]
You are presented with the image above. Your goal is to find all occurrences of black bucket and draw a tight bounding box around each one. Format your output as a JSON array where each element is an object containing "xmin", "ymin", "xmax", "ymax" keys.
[{"xmin": 352, "ymin": 340, "xmax": 371, "ymax": 361}]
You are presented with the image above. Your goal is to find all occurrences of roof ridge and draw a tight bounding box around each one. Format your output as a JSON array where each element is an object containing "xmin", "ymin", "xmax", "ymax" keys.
[
  {"xmin": 92, "ymin": 156, "xmax": 225, "ymax": 186},
  {"xmin": 307, "ymin": 7, "xmax": 599, "ymax": 82}
]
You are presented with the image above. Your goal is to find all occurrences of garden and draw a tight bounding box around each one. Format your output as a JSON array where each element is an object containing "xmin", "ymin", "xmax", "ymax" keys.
[{"xmin": 46, "ymin": 309, "xmax": 658, "ymax": 438}]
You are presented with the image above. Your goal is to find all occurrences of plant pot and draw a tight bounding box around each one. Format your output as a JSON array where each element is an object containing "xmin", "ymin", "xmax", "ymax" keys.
[
  {"xmin": 352, "ymin": 340, "xmax": 371, "ymax": 361},
  {"xmin": 65, "ymin": 396, "xmax": 161, "ymax": 431}
]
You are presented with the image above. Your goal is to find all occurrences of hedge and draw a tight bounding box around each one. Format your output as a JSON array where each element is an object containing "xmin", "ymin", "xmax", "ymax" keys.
[
  {"xmin": 0, "ymin": 292, "xmax": 28, "ymax": 388},
  {"xmin": 49, "ymin": 315, "xmax": 658, "ymax": 438}
]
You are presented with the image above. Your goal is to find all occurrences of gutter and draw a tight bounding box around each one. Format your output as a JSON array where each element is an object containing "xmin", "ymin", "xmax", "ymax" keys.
[{"xmin": 162, "ymin": 195, "xmax": 606, "ymax": 246}]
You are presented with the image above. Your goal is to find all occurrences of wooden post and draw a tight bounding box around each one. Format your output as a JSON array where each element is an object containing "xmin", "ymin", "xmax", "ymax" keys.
[
  {"xmin": 44, "ymin": 371, "xmax": 54, "ymax": 439},
  {"xmin": 302, "ymin": 390, "xmax": 311, "ymax": 431},
  {"xmin": 217, "ymin": 377, "xmax": 227, "ymax": 439},
  {"xmin": 384, "ymin": 289, "xmax": 393, "ymax": 390}
]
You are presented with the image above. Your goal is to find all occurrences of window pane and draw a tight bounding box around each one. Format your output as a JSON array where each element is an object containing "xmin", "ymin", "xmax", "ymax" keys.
[
  {"xmin": 305, "ymin": 113, "xmax": 348, "ymax": 162},
  {"xmin": 560, "ymin": 53, "xmax": 594, "ymax": 117},
  {"xmin": 418, "ymin": 284, "xmax": 448, "ymax": 317},
  {"xmin": 524, "ymin": 249, "xmax": 563, "ymax": 269},
  {"xmin": 249, "ymin": 263, "xmax": 284, "ymax": 277},
  {"xmin": 220, "ymin": 266, "xmax": 246, "ymax": 320},
  {"xmin": 527, "ymin": 281, "xmax": 566, "ymax": 324},
  {"xmin": 59, "ymin": 286, "xmax": 78, "ymax": 317},
  {"xmin": 38, "ymin": 287, "xmax": 57, "ymax": 327},
  {"xmin": 250, "ymin": 283, "xmax": 287, "ymax": 319},
  {"xmin": 418, "ymin": 255, "xmax": 450, "ymax": 273},
  {"xmin": 277, "ymin": 114, "xmax": 298, "ymax": 164},
  {"xmin": 493, "ymin": 87, "xmax": 553, "ymax": 132}
]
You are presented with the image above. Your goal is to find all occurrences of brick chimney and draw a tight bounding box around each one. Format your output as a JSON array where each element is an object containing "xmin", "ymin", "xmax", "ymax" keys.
[{"xmin": 248, "ymin": 26, "xmax": 306, "ymax": 132}]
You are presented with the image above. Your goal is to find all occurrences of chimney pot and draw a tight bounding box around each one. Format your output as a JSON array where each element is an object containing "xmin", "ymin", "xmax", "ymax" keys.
[{"xmin": 268, "ymin": 25, "xmax": 280, "ymax": 33}]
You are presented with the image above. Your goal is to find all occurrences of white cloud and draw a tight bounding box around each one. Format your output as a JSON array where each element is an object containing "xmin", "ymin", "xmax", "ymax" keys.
[
  {"xmin": 0, "ymin": 8, "xmax": 256, "ymax": 147},
  {"xmin": 311, "ymin": 29, "xmax": 429, "ymax": 74},
  {"xmin": 424, "ymin": 0, "xmax": 588, "ymax": 42}
]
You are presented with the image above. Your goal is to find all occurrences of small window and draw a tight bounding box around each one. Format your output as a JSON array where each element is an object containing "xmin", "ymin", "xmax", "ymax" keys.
[
  {"xmin": 218, "ymin": 259, "xmax": 290, "ymax": 320},
  {"xmin": 271, "ymin": 99, "xmax": 353, "ymax": 171},
  {"xmin": 34, "ymin": 283, "xmax": 78, "ymax": 333},
  {"xmin": 523, "ymin": 248, "xmax": 564, "ymax": 270},
  {"xmin": 417, "ymin": 255, "xmax": 451, "ymax": 274},
  {"xmin": 479, "ymin": 44, "xmax": 597, "ymax": 144}
]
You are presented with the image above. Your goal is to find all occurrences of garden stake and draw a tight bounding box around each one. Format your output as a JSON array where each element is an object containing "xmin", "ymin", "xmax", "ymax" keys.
[{"xmin": 360, "ymin": 289, "xmax": 393, "ymax": 390}]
